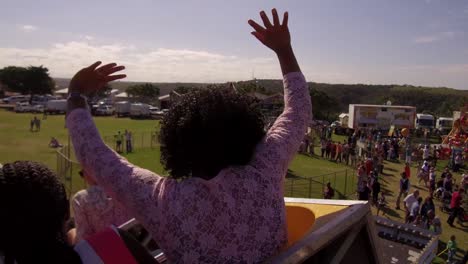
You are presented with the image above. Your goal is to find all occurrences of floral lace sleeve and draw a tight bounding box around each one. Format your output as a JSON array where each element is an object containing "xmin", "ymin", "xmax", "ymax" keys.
[
  {"xmin": 66, "ymin": 110, "xmax": 174, "ymax": 233},
  {"xmin": 250, "ymin": 72, "xmax": 311, "ymax": 182}
]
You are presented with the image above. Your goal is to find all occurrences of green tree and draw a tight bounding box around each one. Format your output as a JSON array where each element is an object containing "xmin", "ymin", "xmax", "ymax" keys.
[
  {"xmin": 0, "ymin": 66, "xmax": 28, "ymax": 93},
  {"xmin": 309, "ymin": 87, "xmax": 339, "ymax": 121},
  {"xmin": 126, "ymin": 83, "xmax": 160, "ymax": 104},
  {"xmin": 0, "ymin": 65, "xmax": 55, "ymax": 102}
]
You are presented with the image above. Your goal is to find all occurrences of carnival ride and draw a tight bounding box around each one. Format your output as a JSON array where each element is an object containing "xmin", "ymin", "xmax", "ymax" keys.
[{"xmin": 440, "ymin": 105, "xmax": 468, "ymax": 160}]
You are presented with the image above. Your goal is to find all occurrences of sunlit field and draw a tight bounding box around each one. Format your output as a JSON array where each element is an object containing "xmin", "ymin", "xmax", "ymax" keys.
[{"xmin": 0, "ymin": 108, "xmax": 466, "ymax": 261}]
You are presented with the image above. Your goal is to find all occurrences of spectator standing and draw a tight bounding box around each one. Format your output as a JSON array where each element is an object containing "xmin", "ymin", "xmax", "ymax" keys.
[
  {"xmin": 335, "ymin": 143, "xmax": 342, "ymax": 163},
  {"xmin": 446, "ymin": 235, "xmax": 457, "ymax": 264},
  {"xmin": 330, "ymin": 141, "xmax": 336, "ymax": 161},
  {"xmin": 454, "ymin": 153, "xmax": 463, "ymax": 172},
  {"xmin": 376, "ymin": 193, "xmax": 386, "ymax": 216},
  {"xmin": 407, "ymin": 197, "xmax": 422, "ymax": 224},
  {"xmin": 30, "ymin": 117, "xmax": 35, "ymax": 132},
  {"xmin": 403, "ymin": 190, "xmax": 420, "ymax": 222},
  {"xmin": 323, "ymin": 182, "xmax": 335, "ymax": 199},
  {"xmin": 320, "ymin": 138, "xmax": 326, "ymax": 157},
  {"xmin": 441, "ymin": 166, "xmax": 452, "ymax": 179},
  {"xmin": 35, "ymin": 117, "xmax": 41, "ymax": 132},
  {"xmin": 115, "ymin": 131, "xmax": 123, "ymax": 153},
  {"xmin": 447, "ymin": 188, "xmax": 464, "ymax": 227},
  {"xmin": 429, "ymin": 167, "xmax": 436, "ymax": 196},
  {"xmin": 358, "ymin": 180, "xmax": 371, "ymax": 201},
  {"xmin": 419, "ymin": 197, "xmax": 435, "ymax": 224},
  {"xmin": 125, "ymin": 130, "xmax": 132, "ymax": 153},
  {"xmin": 325, "ymin": 140, "xmax": 331, "ymax": 159},
  {"xmin": 404, "ymin": 162, "xmax": 411, "ymax": 179},
  {"xmin": 371, "ymin": 178, "xmax": 381, "ymax": 205},
  {"xmin": 396, "ymin": 172, "xmax": 410, "ymax": 210}
]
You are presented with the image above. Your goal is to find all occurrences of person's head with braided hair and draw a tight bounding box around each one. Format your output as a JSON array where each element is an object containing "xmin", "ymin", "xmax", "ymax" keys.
[{"xmin": 0, "ymin": 161, "xmax": 81, "ymax": 264}]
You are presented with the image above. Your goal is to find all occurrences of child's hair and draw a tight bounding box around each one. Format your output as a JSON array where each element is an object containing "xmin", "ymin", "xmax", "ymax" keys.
[
  {"xmin": 159, "ymin": 88, "xmax": 265, "ymax": 179},
  {"xmin": 450, "ymin": 235, "xmax": 456, "ymax": 240},
  {"xmin": 0, "ymin": 161, "xmax": 81, "ymax": 263}
]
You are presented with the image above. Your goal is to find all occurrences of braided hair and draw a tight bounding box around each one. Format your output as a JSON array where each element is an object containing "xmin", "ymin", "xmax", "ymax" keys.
[{"xmin": 0, "ymin": 161, "xmax": 81, "ymax": 264}]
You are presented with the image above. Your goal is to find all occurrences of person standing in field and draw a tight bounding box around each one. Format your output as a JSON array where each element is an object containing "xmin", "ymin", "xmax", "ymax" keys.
[
  {"xmin": 396, "ymin": 172, "xmax": 410, "ymax": 210},
  {"xmin": 125, "ymin": 130, "xmax": 132, "ymax": 153},
  {"xmin": 115, "ymin": 131, "xmax": 123, "ymax": 153}
]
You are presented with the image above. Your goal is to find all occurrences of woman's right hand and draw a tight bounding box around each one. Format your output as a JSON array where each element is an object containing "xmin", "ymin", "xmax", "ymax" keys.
[{"xmin": 248, "ymin": 9, "xmax": 291, "ymax": 55}]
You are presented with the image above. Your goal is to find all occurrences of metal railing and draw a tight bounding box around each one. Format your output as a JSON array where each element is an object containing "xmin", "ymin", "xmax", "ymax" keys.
[
  {"xmin": 284, "ymin": 169, "xmax": 356, "ymax": 199},
  {"xmin": 102, "ymin": 131, "xmax": 160, "ymax": 151},
  {"xmin": 56, "ymin": 145, "xmax": 86, "ymax": 198},
  {"xmin": 57, "ymin": 133, "xmax": 357, "ymax": 201}
]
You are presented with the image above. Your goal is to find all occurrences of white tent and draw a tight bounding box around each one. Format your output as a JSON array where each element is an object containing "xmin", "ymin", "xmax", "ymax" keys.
[{"xmin": 55, "ymin": 88, "xmax": 68, "ymax": 95}]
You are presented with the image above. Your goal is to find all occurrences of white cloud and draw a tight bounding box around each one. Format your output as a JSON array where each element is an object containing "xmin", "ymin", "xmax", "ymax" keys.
[
  {"xmin": 20, "ymin": 25, "xmax": 38, "ymax": 32},
  {"xmin": 0, "ymin": 41, "xmax": 279, "ymax": 82},
  {"xmin": 84, "ymin": 35, "xmax": 94, "ymax": 41},
  {"xmin": 413, "ymin": 31, "xmax": 456, "ymax": 43}
]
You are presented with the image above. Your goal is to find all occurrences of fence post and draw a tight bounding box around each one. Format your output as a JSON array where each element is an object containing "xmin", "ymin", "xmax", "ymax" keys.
[
  {"xmin": 290, "ymin": 179, "xmax": 294, "ymax": 197},
  {"xmin": 308, "ymin": 178, "xmax": 312, "ymax": 198},
  {"xmin": 69, "ymin": 160, "xmax": 73, "ymax": 198},
  {"xmin": 333, "ymin": 172, "xmax": 337, "ymax": 188},
  {"xmin": 344, "ymin": 169, "xmax": 348, "ymax": 198}
]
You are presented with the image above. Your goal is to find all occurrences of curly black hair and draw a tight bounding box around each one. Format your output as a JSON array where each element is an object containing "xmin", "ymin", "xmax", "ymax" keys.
[
  {"xmin": 0, "ymin": 161, "xmax": 81, "ymax": 264},
  {"xmin": 159, "ymin": 88, "xmax": 266, "ymax": 179}
]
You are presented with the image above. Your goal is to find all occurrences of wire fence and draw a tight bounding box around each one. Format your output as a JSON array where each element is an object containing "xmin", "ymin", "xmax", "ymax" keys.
[
  {"xmin": 57, "ymin": 132, "xmax": 358, "ymax": 200},
  {"xmin": 102, "ymin": 131, "xmax": 160, "ymax": 151},
  {"xmin": 284, "ymin": 169, "xmax": 357, "ymax": 199}
]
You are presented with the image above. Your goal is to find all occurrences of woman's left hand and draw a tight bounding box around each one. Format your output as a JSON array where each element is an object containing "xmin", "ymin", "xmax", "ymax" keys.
[{"xmin": 69, "ymin": 61, "xmax": 126, "ymax": 96}]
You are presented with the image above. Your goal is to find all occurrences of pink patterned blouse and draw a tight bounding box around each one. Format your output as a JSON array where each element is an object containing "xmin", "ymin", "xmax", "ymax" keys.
[
  {"xmin": 67, "ymin": 72, "xmax": 311, "ymax": 263},
  {"xmin": 72, "ymin": 185, "xmax": 132, "ymax": 241}
]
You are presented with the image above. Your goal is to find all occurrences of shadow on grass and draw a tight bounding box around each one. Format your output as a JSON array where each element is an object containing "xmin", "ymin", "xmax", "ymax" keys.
[
  {"xmin": 380, "ymin": 206, "xmax": 402, "ymax": 219},
  {"xmin": 286, "ymin": 169, "xmax": 302, "ymax": 179},
  {"xmin": 335, "ymin": 190, "xmax": 350, "ymax": 200},
  {"xmin": 385, "ymin": 167, "xmax": 398, "ymax": 172},
  {"xmin": 381, "ymin": 188, "xmax": 394, "ymax": 196}
]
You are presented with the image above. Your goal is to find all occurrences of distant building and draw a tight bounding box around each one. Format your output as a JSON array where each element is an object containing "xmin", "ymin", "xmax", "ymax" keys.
[
  {"xmin": 54, "ymin": 88, "xmax": 69, "ymax": 98},
  {"xmin": 158, "ymin": 91, "xmax": 182, "ymax": 109}
]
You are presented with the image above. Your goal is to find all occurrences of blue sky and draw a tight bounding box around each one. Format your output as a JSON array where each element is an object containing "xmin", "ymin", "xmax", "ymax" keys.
[{"xmin": 0, "ymin": 0, "xmax": 467, "ymax": 89}]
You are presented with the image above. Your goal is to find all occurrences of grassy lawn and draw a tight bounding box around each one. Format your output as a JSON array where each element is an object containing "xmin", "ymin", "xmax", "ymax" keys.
[{"xmin": 0, "ymin": 108, "xmax": 466, "ymax": 262}]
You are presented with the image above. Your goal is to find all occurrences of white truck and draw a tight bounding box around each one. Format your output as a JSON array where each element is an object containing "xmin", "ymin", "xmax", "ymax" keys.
[
  {"xmin": 45, "ymin": 99, "xmax": 67, "ymax": 114},
  {"xmin": 435, "ymin": 117, "xmax": 453, "ymax": 135},
  {"xmin": 115, "ymin": 101, "xmax": 131, "ymax": 117},
  {"xmin": 415, "ymin": 113, "xmax": 435, "ymax": 131},
  {"xmin": 348, "ymin": 104, "xmax": 416, "ymax": 130},
  {"xmin": 130, "ymin": 103, "xmax": 151, "ymax": 118}
]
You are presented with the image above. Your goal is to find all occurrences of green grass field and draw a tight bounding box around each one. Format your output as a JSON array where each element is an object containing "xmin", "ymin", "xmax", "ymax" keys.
[{"xmin": 0, "ymin": 108, "xmax": 466, "ymax": 262}]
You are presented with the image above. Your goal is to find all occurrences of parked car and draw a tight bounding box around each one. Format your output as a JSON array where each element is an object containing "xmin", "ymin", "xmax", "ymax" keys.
[
  {"xmin": 130, "ymin": 103, "xmax": 151, "ymax": 118},
  {"xmin": 3, "ymin": 95, "xmax": 29, "ymax": 104},
  {"xmin": 15, "ymin": 102, "xmax": 35, "ymax": 113},
  {"xmin": 115, "ymin": 101, "xmax": 131, "ymax": 117},
  {"xmin": 14, "ymin": 102, "xmax": 44, "ymax": 113},
  {"xmin": 152, "ymin": 109, "xmax": 168, "ymax": 119},
  {"xmin": 31, "ymin": 95, "xmax": 57, "ymax": 106},
  {"xmin": 95, "ymin": 105, "xmax": 115, "ymax": 116},
  {"xmin": 45, "ymin": 99, "xmax": 67, "ymax": 114}
]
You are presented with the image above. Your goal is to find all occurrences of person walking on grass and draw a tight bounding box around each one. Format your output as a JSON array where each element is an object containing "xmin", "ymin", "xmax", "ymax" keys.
[
  {"xmin": 446, "ymin": 235, "xmax": 457, "ymax": 264},
  {"xmin": 447, "ymin": 188, "xmax": 464, "ymax": 227},
  {"xmin": 403, "ymin": 190, "xmax": 419, "ymax": 222}
]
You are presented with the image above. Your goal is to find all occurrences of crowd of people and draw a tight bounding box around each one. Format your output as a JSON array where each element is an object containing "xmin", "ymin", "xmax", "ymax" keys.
[{"xmin": 0, "ymin": 9, "xmax": 317, "ymax": 263}]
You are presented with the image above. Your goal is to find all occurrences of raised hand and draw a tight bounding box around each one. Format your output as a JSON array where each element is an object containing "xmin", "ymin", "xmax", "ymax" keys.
[
  {"xmin": 69, "ymin": 62, "xmax": 126, "ymax": 96},
  {"xmin": 248, "ymin": 9, "xmax": 291, "ymax": 54},
  {"xmin": 249, "ymin": 9, "xmax": 300, "ymax": 75}
]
